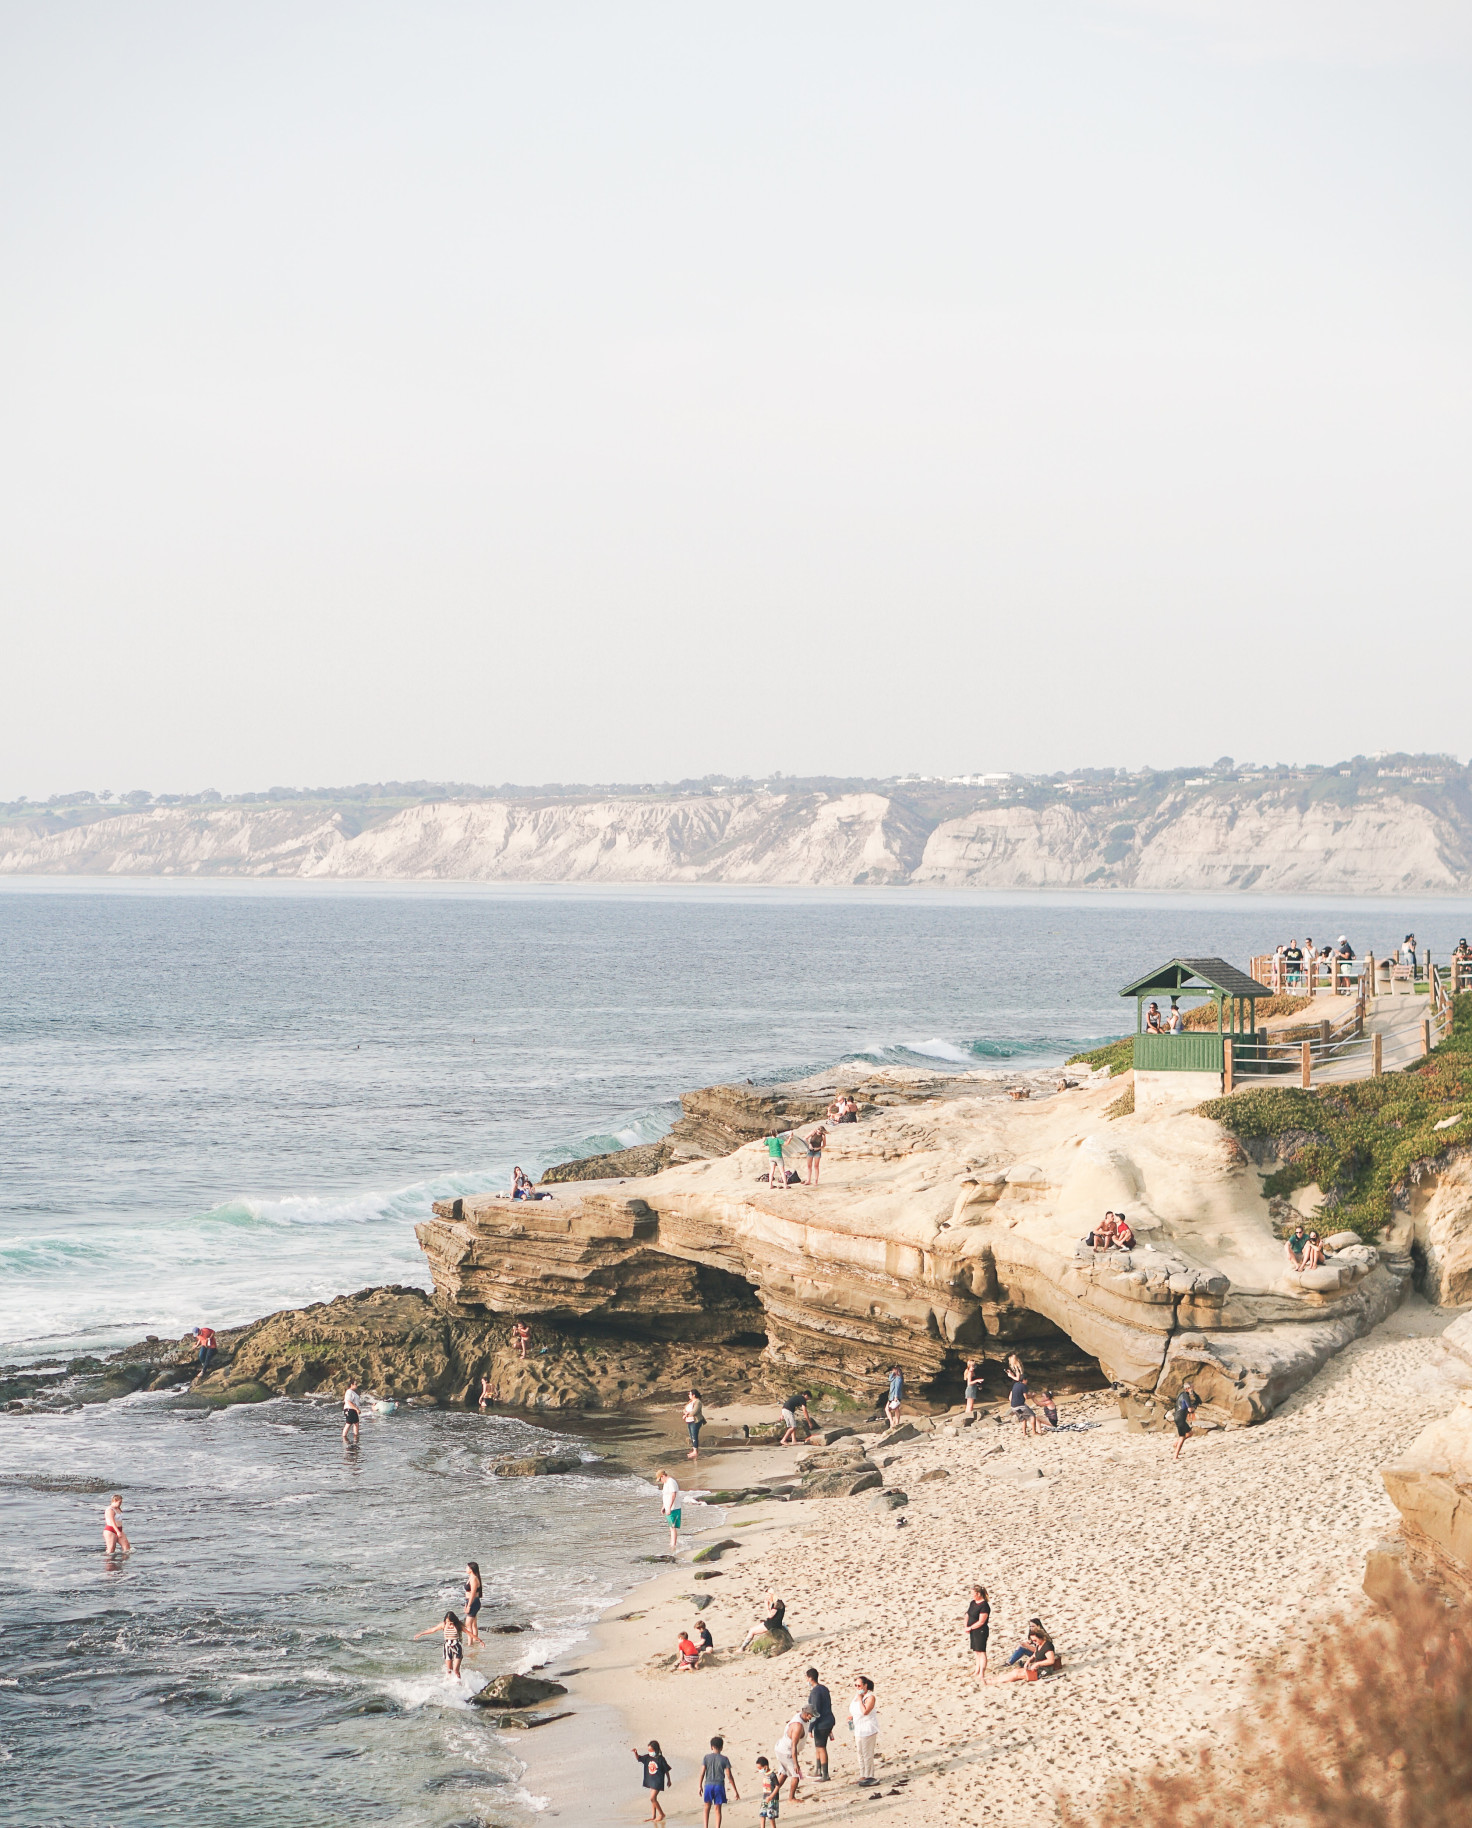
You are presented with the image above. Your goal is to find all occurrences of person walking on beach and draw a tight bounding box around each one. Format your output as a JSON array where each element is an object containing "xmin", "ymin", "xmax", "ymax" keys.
[
  {"xmin": 464, "ymin": 1561, "xmax": 483, "ymax": 1645},
  {"xmin": 805, "ymin": 1667, "xmax": 835, "ymax": 1781},
  {"xmin": 963, "ymin": 1357, "xmax": 984, "ymax": 1419},
  {"xmin": 413, "ymin": 1611, "xmax": 464, "ymax": 1681},
  {"xmin": 698, "ymin": 1735, "xmax": 738, "ymax": 1828},
  {"xmin": 849, "ymin": 1675, "xmax": 879, "ymax": 1786},
  {"xmin": 632, "ymin": 1741, "xmax": 672, "ymax": 1822},
  {"xmin": 342, "ymin": 1380, "xmax": 362, "ymax": 1444},
  {"xmin": 763, "ymin": 1130, "xmax": 790, "ymax": 1189},
  {"xmin": 1006, "ymin": 1358, "xmax": 1037, "ymax": 1435},
  {"xmin": 683, "ymin": 1389, "xmax": 706, "ymax": 1460},
  {"xmin": 102, "ymin": 1493, "xmax": 131, "ymax": 1555},
  {"xmin": 963, "ymin": 1584, "xmax": 991, "ymax": 1680},
  {"xmin": 804, "ymin": 1125, "xmax": 826, "ymax": 1185},
  {"xmin": 655, "ymin": 1468, "xmax": 682, "ymax": 1552},
  {"xmin": 885, "ymin": 1366, "xmax": 904, "ymax": 1425},
  {"xmin": 1172, "ymin": 1379, "xmax": 1201, "ymax": 1461},
  {"xmin": 191, "ymin": 1325, "xmax": 217, "ymax": 1381},
  {"xmin": 755, "ymin": 1755, "xmax": 784, "ymax": 1820}
]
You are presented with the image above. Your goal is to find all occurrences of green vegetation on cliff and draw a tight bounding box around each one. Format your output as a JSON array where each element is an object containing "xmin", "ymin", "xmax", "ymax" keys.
[{"xmin": 1196, "ymin": 992, "xmax": 1472, "ymax": 1243}]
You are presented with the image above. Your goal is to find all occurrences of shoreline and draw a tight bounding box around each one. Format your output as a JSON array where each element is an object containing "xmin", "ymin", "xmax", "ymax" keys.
[{"xmin": 542, "ymin": 1301, "xmax": 1471, "ymax": 1826}]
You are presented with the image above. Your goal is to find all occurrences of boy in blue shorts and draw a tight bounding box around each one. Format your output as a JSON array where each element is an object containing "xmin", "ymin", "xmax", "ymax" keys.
[{"xmin": 698, "ymin": 1736, "xmax": 739, "ymax": 1827}]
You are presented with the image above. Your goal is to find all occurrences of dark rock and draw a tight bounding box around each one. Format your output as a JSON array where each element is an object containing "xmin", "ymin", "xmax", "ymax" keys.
[
  {"xmin": 470, "ymin": 1673, "xmax": 568, "ymax": 1709},
  {"xmin": 478, "ymin": 1709, "xmax": 573, "ymax": 1730},
  {"xmin": 799, "ymin": 1465, "xmax": 882, "ymax": 1499},
  {"xmin": 873, "ymin": 1423, "xmax": 920, "ymax": 1450},
  {"xmin": 488, "ymin": 1623, "xmax": 530, "ymax": 1633},
  {"xmin": 746, "ymin": 1625, "xmax": 794, "ymax": 1657},
  {"xmin": 492, "ymin": 1454, "xmax": 581, "ymax": 1477},
  {"xmin": 691, "ymin": 1538, "xmax": 739, "ymax": 1564},
  {"xmin": 917, "ymin": 1467, "xmax": 950, "ymax": 1483},
  {"xmin": 870, "ymin": 1490, "xmax": 908, "ymax": 1511}
]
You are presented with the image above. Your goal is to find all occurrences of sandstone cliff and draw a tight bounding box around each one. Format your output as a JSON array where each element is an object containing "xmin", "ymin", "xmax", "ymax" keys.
[
  {"xmin": 6, "ymin": 776, "xmax": 1472, "ymax": 892},
  {"xmin": 416, "ymin": 1070, "xmax": 1412, "ymax": 1426}
]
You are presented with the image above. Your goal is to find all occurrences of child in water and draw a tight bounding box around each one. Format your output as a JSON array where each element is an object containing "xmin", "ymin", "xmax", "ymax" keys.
[{"xmin": 414, "ymin": 1612, "xmax": 465, "ymax": 1680}]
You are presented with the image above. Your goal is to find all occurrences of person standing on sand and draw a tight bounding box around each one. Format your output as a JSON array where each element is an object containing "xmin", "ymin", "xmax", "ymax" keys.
[
  {"xmin": 804, "ymin": 1125, "xmax": 826, "ymax": 1185},
  {"xmin": 698, "ymin": 1735, "xmax": 738, "ymax": 1828},
  {"xmin": 773, "ymin": 1707, "xmax": 812, "ymax": 1801},
  {"xmin": 1006, "ymin": 1358, "xmax": 1037, "ymax": 1435},
  {"xmin": 1173, "ymin": 1380, "xmax": 1201, "ymax": 1461},
  {"xmin": 342, "ymin": 1380, "xmax": 362, "ymax": 1444},
  {"xmin": 805, "ymin": 1667, "xmax": 835, "ymax": 1781},
  {"xmin": 655, "ymin": 1468, "xmax": 682, "ymax": 1552},
  {"xmin": 102, "ymin": 1493, "xmax": 131, "ymax": 1555},
  {"xmin": 755, "ymin": 1755, "xmax": 784, "ymax": 1820},
  {"xmin": 464, "ymin": 1561, "xmax": 483, "ymax": 1644},
  {"xmin": 885, "ymin": 1366, "xmax": 904, "ymax": 1425},
  {"xmin": 779, "ymin": 1391, "xmax": 812, "ymax": 1445},
  {"xmin": 849, "ymin": 1675, "xmax": 879, "ymax": 1785},
  {"xmin": 963, "ymin": 1584, "xmax": 990, "ymax": 1680},
  {"xmin": 633, "ymin": 1741, "xmax": 672, "ymax": 1822},
  {"xmin": 963, "ymin": 1358, "xmax": 984, "ymax": 1419},
  {"xmin": 683, "ymin": 1389, "xmax": 706, "ymax": 1460}
]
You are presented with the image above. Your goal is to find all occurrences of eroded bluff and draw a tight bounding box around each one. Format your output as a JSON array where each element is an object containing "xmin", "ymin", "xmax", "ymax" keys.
[{"xmin": 417, "ymin": 1071, "xmax": 1414, "ymax": 1424}]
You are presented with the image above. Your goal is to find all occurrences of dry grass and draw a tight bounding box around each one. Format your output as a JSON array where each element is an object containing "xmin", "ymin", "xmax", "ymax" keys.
[
  {"xmin": 1182, "ymin": 993, "xmax": 1314, "ymax": 1029},
  {"xmin": 1058, "ymin": 1586, "xmax": 1471, "ymax": 1828}
]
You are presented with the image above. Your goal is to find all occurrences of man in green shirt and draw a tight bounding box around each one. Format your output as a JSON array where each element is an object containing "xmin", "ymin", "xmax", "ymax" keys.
[{"xmin": 764, "ymin": 1130, "xmax": 790, "ymax": 1189}]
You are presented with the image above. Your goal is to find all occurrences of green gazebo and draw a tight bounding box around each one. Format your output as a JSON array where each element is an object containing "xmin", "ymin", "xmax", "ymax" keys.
[{"xmin": 1119, "ymin": 956, "xmax": 1270, "ymax": 1079}]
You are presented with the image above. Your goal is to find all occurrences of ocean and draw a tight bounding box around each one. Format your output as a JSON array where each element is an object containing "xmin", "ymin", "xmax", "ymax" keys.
[{"xmin": 3, "ymin": 879, "xmax": 1468, "ymax": 1827}]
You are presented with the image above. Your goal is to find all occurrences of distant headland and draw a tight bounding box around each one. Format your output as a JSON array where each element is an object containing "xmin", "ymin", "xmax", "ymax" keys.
[{"xmin": 4, "ymin": 753, "xmax": 1472, "ymax": 892}]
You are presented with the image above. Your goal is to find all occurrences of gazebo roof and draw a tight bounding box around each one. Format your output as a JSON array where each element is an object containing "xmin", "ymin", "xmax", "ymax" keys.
[{"xmin": 1119, "ymin": 957, "xmax": 1268, "ymax": 1000}]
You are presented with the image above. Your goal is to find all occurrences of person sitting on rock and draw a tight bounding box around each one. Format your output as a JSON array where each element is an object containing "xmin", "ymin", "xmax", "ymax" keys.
[
  {"xmin": 676, "ymin": 1630, "xmax": 702, "ymax": 1671},
  {"xmin": 1144, "ymin": 1001, "xmax": 1165, "ymax": 1034},
  {"xmin": 1301, "ymin": 1229, "xmax": 1326, "ymax": 1270},
  {"xmin": 840, "ymin": 1096, "xmax": 859, "ymax": 1123},
  {"xmin": 1113, "ymin": 1214, "xmax": 1135, "ymax": 1250},
  {"xmin": 740, "ymin": 1592, "xmax": 786, "ymax": 1651},
  {"xmin": 1286, "ymin": 1224, "xmax": 1308, "ymax": 1270},
  {"xmin": 1088, "ymin": 1213, "xmax": 1118, "ymax": 1251},
  {"xmin": 511, "ymin": 1166, "xmax": 533, "ymax": 1200}
]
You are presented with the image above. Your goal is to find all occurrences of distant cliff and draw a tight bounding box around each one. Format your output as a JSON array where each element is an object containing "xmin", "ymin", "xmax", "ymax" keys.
[{"xmin": 5, "ymin": 772, "xmax": 1472, "ymax": 892}]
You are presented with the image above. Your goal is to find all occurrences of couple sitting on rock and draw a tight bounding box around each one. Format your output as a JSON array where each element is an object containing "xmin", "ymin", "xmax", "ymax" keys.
[
  {"xmin": 510, "ymin": 1166, "xmax": 550, "ymax": 1202},
  {"xmin": 1286, "ymin": 1225, "xmax": 1327, "ymax": 1272},
  {"xmin": 1085, "ymin": 1211, "xmax": 1134, "ymax": 1251}
]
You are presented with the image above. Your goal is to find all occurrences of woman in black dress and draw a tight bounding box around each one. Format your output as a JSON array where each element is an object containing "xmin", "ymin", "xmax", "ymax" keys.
[{"xmin": 962, "ymin": 1583, "xmax": 990, "ymax": 1680}]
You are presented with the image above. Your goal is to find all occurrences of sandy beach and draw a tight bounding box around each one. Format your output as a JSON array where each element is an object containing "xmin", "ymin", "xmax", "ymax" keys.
[{"xmin": 564, "ymin": 1295, "xmax": 1470, "ymax": 1828}]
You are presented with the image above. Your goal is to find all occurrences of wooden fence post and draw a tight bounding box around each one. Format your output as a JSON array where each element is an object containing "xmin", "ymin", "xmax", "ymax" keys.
[
  {"xmin": 1365, "ymin": 954, "xmax": 1375, "ymax": 999},
  {"xmin": 1423, "ymin": 1017, "xmax": 1433, "ymax": 1057},
  {"xmin": 1372, "ymin": 1031, "xmax": 1383, "ymax": 1076},
  {"xmin": 1331, "ymin": 956, "xmax": 1340, "ymax": 995},
  {"xmin": 1223, "ymin": 1037, "xmax": 1234, "ymax": 1095},
  {"xmin": 1319, "ymin": 1019, "xmax": 1330, "ymax": 1049},
  {"xmin": 1301, "ymin": 1040, "xmax": 1312, "ymax": 1089}
]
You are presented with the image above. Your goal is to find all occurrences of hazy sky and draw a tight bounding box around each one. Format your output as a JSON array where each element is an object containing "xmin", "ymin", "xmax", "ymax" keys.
[{"xmin": 4, "ymin": 2, "xmax": 1471, "ymax": 797}]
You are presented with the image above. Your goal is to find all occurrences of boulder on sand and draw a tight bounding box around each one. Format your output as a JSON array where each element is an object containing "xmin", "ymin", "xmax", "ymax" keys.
[
  {"xmin": 493, "ymin": 1453, "xmax": 581, "ymax": 1476},
  {"xmin": 746, "ymin": 1625, "xmax": 794, "ymax": 1656},
  {"xmin": 799, "ymin": 1464, "xmax": 882, "ymax": 1499},
  {"xmin": 470, "ymin": 1673, "xmax": 568, "ymax": 1709}
]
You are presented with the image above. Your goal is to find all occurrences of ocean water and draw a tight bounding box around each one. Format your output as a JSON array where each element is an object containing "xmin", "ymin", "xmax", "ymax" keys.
[{"xmin": 3, "ymin": 879, "xmax": 1470, "ymax": 1826}]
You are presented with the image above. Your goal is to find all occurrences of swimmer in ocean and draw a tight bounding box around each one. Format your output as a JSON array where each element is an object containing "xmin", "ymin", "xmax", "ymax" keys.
[{"xmin": 103, "ymin": 1493, "xmax": 132, "ymax": 1555}]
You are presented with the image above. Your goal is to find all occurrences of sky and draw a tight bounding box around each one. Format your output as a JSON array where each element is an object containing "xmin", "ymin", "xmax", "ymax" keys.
[{"xmin": 3, "ymin": 2, "xmax": 1471, "ymax": 798}]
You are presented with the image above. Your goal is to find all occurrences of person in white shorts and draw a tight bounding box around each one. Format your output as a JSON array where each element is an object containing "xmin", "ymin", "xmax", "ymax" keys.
[{"xmin": 772, "ymin": 1707, "xmax": 812, "ymax": 1802}]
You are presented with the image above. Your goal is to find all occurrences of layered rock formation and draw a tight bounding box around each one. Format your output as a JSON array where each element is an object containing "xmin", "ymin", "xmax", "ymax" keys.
[
  {"xmin": 6, "ymin": 780, "xmax": 1472, "ymax": 892},
  {"xmin": 1371, "ymin": 1313, "xmax": 1472, "ymax": 1608},
  {"xmin": 417, "ymin": 1071, "xmax": 1411, "ymax": 1423}
]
